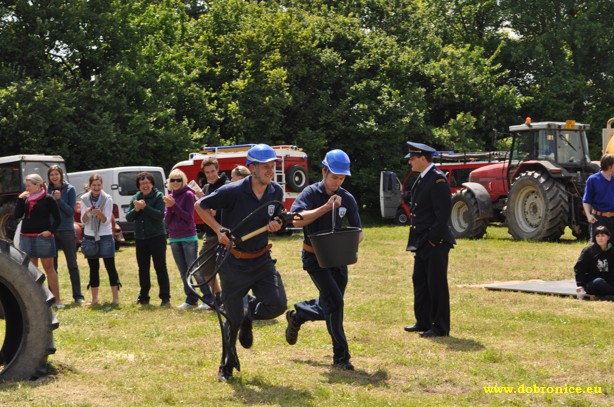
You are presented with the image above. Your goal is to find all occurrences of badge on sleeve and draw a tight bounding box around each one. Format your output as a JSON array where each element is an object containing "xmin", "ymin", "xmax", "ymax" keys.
[
  {"xmin": 339, "ymin": 207, "xmax": 347, "ymax": 218},
  {"xmin": 268, "ymin": 204, "xmax": 276, "ymax": 217}
]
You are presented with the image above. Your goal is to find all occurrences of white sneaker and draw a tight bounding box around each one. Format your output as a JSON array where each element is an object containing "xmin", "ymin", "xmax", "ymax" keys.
[
  {"xmin": 53, "ymin": 303, "xmax": 66, "ymax": 309},
  {"xmin": 198, "ymin": 303, "xmax": 212, "ymax": 310},
  {"xmin": 177, "ymin": 302, "xmax": 197, "ymax": 310}
]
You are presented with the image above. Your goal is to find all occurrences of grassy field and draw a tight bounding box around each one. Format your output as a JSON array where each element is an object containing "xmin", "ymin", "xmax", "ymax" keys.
[{"xmin": 1, "ymin": 225, "xmax": 613, "ymax": 406}]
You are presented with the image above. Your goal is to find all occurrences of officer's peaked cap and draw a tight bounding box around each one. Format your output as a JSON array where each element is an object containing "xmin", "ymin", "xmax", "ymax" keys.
[{"xmin": 404, "ymin": 141, "xmax": 437, "ymax": 159}]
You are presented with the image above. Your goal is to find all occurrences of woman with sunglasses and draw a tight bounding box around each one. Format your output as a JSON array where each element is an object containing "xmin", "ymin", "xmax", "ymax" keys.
[{"xmin": 163, "ymin": 169, "xmax": 201, "ymax": 309}]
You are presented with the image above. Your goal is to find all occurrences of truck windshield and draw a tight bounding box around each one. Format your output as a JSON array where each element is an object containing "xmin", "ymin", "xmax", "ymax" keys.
[
  {"xmin": 22, "ymin": 162, "xmax": 67, "ymax": 179},
  {"xmin": 0, "ymin": 162, "xmax": 20, "ymax": 194},
  {"xmin": 0, "ymin": 161, "xmax": 67, "ymax": 194}
]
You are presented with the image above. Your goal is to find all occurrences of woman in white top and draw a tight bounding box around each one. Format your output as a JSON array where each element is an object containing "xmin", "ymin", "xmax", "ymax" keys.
[{"xmin": 81, "ymin": 174, "xmax": 121, "ymax": 305}]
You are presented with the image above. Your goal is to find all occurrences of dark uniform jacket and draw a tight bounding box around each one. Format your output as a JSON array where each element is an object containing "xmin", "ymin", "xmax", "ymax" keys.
[
  {"xmin": 199, "ymin": 176, "xmax": 283, "ymax": 254},
  {"xmin": 406, "ymin": 166, "xmax": 456, "ymax": 251},
  {"xmin": 201, "ymin": 173, "xmax": 229, "ymax": 236}
]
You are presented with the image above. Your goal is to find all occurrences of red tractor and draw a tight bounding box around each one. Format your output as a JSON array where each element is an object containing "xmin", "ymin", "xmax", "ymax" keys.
[
  {"xmin": 450, "ymin": 119, "xmax": 599, "ymax": 241},
  {"xmin": 380, "ymin": 152, "xmax": 507, "ymax": 225}
]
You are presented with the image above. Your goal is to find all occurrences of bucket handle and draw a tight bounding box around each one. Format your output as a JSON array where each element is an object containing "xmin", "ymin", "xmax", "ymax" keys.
[{"xmin": 331, "ymin": 200, "xmax": 336, "ymax": 232}]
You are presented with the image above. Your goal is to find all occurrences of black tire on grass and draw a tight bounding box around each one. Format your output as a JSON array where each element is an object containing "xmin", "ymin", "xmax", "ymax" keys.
[
  {"xmin": 0, "ymin": 203, "xmax": 17, "ymax": 243},
  {"xmin": 506, "ymin": 171, "xmax": 568, "ymax": 241},
  {"xmin": 450, "ymin": 189, "xmax": 488, "ymax": 239},
  {"xmin": 0, "ymin": 240, "xmax": 58, "ymax": 381}
]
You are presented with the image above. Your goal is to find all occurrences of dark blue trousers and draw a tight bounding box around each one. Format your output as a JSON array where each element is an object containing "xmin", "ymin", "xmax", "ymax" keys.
[
  {"xmin": 219, "ymin": 254, "xmax": 287, "ymax": 370},
  {"xmin": 294, "ymin": 251, "xmax": 350, "ymax": 364},
  {"xmin": 135, "ymin": 235, "xmax": 170, "ymax": 302},
  {"xmin": 412, "ymin": 243, "xmax": 451, "ymax": 335}
]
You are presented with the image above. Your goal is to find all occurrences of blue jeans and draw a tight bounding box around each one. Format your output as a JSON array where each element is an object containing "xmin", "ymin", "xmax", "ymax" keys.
[{"xmin": 170, "ymin": 239, "xmax": 204, "ymax": 305}]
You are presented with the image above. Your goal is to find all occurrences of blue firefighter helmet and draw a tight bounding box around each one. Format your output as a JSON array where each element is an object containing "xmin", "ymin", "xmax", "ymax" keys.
[
  {"xmin": 246, "ymin": 144, "xmax": 280, "ymax": 166},
  {"xmin": 322, "ymin": 149, "xmax": 351, "ymax": 176}
]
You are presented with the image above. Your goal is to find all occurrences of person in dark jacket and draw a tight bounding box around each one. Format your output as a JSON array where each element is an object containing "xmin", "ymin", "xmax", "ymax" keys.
[
  {"xmin": 14, "ymin": 173, "xmax": 64, "ymax": 308},
  {"xmin": 194, "ymin": 157, "xmax": 228, "ymax": 309},
  {"xmin": 574, "ymin": 225, "xmax": 614, "ymax": 296},
  {"xmin": 48, "ymin": 165, "xmax": 84, "ymax": 304},
  {"xmin": 126, "ymin": 172, "xmax": 170, "ymax": 306},
  {"xmin": 403, "ymin": 142, "xmax": 456, "ymax": 337},
  {"xmin": 285, "ymin": 149, "xmax": 364, "ymax": 371},
  {"xmin": 195, "ymin": 144, "xmax": 287, "ymax": 382}
]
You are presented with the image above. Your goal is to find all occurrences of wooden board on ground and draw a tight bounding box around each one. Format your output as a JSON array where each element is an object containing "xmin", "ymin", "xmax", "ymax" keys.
[{"xmin": 484, "ymin": 279, "xmax": 579, "ymax": 298}]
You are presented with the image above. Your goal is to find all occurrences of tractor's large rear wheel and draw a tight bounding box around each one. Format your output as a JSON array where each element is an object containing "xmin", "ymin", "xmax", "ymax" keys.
[
  {"xmin": 0, "ymin": 203, "xmax": 17, "ymax": 243},
  {"xmin": 506, "ymin": 171, "xmax": 568, "ymax": 241},
  {"xmin": 0, "ymin": 240, "xmax": 58, "ymax": 381},
  {"xmin": 450, "ymin": 189, "xmax": 488, "ymax": 239}
]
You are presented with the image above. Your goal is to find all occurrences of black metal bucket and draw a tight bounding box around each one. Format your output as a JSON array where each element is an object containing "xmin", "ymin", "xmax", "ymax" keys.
[{"xmin": 308, "ymin": 227, "xmax": 361, "ymax": 268}]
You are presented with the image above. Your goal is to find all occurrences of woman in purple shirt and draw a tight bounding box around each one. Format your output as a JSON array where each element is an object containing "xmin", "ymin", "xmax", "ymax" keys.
[{"xmin": 163, "ymin": 169, "xmax": 202, "ymax": 309}]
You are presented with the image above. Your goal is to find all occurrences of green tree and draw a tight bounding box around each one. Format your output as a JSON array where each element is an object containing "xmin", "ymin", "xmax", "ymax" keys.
[{"xmin": 0, "ymin": 0, "xmax": 193, "ymax": 171}]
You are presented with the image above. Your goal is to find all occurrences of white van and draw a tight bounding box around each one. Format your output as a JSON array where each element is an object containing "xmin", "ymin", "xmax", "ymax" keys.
[{"xmin": 67, "ymin": 166, "xmax": 167, "ymax": 236}]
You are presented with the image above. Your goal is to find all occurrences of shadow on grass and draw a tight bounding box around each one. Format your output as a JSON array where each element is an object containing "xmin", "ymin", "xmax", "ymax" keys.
[
  {"xmin": 0, "ymin": 361, "xmax": 76, "ymax": 390},
  {"xmin": 81, "ymin": 302, "xmax": 122, "ymax": 313},
  {"xmin": 253, "ymin": 319, "xmax": 280, "ymax": 327},
  {"xmin": 295, "ymin": 359, "xmax": 390, "ymax": 387},
  {"xmin": 227, "ymin": 375, "xmax": 314, "ymax": 405},
  {"xmin": 422, "ymin": 336, "xmax": 485, "ymax": 352}
]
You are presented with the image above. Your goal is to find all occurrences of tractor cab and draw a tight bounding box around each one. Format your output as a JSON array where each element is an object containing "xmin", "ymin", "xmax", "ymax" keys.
[{"xmin": 508, "ymin": 119, "xmax": 593, "ymax": 183}]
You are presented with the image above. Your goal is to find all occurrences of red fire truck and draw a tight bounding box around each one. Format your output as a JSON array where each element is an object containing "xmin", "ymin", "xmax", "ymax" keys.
[{"xmin": 172, "ymin": 144, "xmax": 309, "ymax": 222}]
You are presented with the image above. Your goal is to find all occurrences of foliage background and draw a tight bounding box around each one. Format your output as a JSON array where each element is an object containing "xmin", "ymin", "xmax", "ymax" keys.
[{"xmin": 1, "ymin": 0, "xmax": 614, "ymax": 216}]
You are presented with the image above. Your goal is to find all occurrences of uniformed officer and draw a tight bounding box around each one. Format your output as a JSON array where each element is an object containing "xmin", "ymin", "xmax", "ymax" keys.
[
  {"xmin": 284, "ymin": 149, "xmax": 364, "ymax": 370},
  {"xmin": 403, "ymin": 142, "xmax": 455, "ymax": 337},
  {"xmin": 195, "ymin": 144, "xmax": 288, "ymax": 381}
]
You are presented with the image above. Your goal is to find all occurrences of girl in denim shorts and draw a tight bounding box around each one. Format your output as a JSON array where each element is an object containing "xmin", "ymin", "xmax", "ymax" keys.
[{"xmin": 14, "ymin": 173, "xmax": 64, "ymax": 308}]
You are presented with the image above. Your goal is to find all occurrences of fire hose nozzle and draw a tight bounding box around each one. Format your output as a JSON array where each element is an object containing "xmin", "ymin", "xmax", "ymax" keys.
[{"xmin": 277, "ymin": 211, "xmax": 303, "ymax": 226}]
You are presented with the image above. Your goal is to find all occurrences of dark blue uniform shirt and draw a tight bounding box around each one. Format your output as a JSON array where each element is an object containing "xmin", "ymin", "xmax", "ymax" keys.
[
  {"xmin": 291, "ymin": 181, "xmax": 362, "ymax": 246},
  {"xmin": 199, "ymin": 175, "xmax": 283, "ymax": 253}
]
